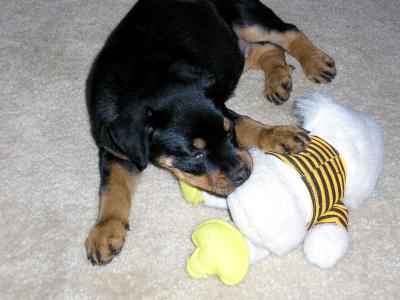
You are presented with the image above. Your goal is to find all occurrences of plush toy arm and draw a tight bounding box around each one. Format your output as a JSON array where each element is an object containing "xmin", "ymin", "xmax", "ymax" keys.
[
  {"xmin": 303, "ymin": 200, "xmax": 350, "ymax": 268},
  {"xmin": 314, "ymin": 201, "xmax": 349, "ymax": 230},
  {"xmin": 303, "ymin": 223, "xmax": 349, "ymax": 269},
  {"xmin": 203, "ymin": 193, "xmax": 228, "ymax": 209}
]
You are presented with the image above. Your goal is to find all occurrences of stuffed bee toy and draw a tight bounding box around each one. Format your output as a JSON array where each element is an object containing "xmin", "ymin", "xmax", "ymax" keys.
[{"xmin": 181, "ymin": 93, "xmax": 384, "ymax": 285}]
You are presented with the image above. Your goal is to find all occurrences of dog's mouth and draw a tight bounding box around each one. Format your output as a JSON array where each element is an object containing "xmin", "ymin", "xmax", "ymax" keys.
[
  {"xmin": 157, "ymin": 149, "xmax": 253, "ymax": 197},
  {"xmin": 211, "ymin": 183, "xmax": 236, "ymax": 197}
]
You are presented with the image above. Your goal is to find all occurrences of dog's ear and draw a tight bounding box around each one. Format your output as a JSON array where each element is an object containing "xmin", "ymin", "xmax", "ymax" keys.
[{"xmin": 107, "ymin": 110, "xmax": 151, "ymax": 171}]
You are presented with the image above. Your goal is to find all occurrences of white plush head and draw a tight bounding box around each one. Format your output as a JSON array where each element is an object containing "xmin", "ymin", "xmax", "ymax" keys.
[{"xmin": 227, "ymin": 149, "xmax": 310, "ymax": 256}]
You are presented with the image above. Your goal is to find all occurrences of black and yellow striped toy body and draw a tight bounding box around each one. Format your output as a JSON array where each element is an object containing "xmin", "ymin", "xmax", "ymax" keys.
[{"xmin": 268, "ymin": 136, "xmax": 349, "ymax": 230}]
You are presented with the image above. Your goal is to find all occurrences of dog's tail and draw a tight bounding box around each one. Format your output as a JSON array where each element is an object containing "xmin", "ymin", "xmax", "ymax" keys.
[{"xmin": 294, "ymin": 93, "xmax": 384, "ymax": 210}]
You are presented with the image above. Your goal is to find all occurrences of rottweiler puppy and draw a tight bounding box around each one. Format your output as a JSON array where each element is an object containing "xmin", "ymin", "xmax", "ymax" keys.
[{"xmin": 85, "ymin": 0, "xmax": 336, "ymax": 265}]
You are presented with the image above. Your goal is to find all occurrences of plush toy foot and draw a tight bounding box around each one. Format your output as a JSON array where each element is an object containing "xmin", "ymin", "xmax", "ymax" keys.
[
  {"xmin": 187, "ymin": 220, "xmax": 249, "ymax": 285},
  {"xmin": 303, "ymin": 223, "xmax": 349, "ymax": 269}
]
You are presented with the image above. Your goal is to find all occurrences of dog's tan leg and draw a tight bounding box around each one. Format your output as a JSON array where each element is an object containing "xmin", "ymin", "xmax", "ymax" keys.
[
  {"xmin": 85, "ymin": 157, "xmax": 139, "ymax": 265},
  {"xmin": 245, "ymin": 44, "xmax": 293, "ymax": 104},
  {"xmin": 234, "ymin": 115, "xmax": 310, "ymax": 154},
  {"xmin": 235, "ymin": 25, "xmax": 336, "ymax": 84}
]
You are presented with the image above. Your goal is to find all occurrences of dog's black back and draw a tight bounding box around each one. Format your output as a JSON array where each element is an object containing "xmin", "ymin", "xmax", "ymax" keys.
[{"xmin": 87, "ymin": 0, "xmax": 247, "ymax": 171}]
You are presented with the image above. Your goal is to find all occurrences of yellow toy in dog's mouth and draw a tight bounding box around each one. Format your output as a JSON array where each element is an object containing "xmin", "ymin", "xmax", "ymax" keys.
[{"xmin": 179, "ymin": 181, "xmax": 204, "ymax": 207}]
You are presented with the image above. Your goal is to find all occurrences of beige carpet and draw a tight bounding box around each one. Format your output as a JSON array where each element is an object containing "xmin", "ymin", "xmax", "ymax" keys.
[{"xmin": 1, "ymin": 0, "xmax": 399, "ymax": 299}]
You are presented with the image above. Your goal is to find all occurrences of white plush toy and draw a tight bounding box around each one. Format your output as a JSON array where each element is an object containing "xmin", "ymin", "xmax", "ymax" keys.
[{"xmin": 182, "ymin": 93, "xmax": 384, "ymax": 284}]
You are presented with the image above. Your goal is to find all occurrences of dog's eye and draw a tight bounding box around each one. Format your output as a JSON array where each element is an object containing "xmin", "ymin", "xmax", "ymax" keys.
[
  {"xmin": 223, "ymin": 118, "xmax": 231, "ymax": 132},
  {"xmin": 193, "ymin": 152, "xmax": 205, "ymax": 160},
  {"xmin": 147, "ymin": 125, "xmax": 155, "ymax": 140}
]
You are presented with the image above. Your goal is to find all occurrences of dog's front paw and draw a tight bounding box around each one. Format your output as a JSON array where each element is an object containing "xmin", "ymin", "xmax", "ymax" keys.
[
  {"xmin": 300, "ymin": 49, "xmax": 336, "ymax": 84},
  {"xmin": 85, "ymin": 218, "xmax": 129, "ymax": 265},
  {"xmin": 264, "ymin": 65, "xmax": 293, "ymax": 105},
  {"xmin": 258, "ymin": 125, "xmax": 310, "ymax": 154}
]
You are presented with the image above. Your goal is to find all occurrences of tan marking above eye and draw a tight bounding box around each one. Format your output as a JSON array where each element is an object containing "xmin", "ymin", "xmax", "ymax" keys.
[
  {"xmin": 193, "ymin": 138, "xmax": 206, "ymax": 149},
  {"xmin": 224, "ymin": 118, "xmax": 231, "ymax": 132},
  {"xmin": 155, "ymin": 156, "xmax": 175, "ymax": 168}
]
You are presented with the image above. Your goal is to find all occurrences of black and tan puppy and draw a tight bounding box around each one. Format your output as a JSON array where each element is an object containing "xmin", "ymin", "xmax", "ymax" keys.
[{"xmin": 85, "ymin": 0, "xmax": 336, "ymax": 265}]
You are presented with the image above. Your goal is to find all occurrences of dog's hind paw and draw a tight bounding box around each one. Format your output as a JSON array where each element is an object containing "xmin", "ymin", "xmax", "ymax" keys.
[
  {"xmin": 264, "ymin": 64, "xmax": 293, "ymax": 105},
  {"xmin": 300, "ymin": 49, "xmax": 336, "ymax": 84}
]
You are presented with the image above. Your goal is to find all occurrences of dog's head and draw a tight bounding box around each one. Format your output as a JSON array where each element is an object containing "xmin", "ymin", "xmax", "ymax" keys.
[{"xmin": 106, "ymin": 81, "xmax": 252, "ymax": 196}]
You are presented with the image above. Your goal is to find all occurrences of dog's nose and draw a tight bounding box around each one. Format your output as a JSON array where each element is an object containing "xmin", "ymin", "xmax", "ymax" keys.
[{"xmin": 230, "ymin": 165, "xmax": 251, "ymax": 186}]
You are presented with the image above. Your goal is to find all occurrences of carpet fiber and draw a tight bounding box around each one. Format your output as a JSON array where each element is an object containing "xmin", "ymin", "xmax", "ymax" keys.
[{"xmin": 1, "ymin": 0, "xmax": 399, "ymax": 299}]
